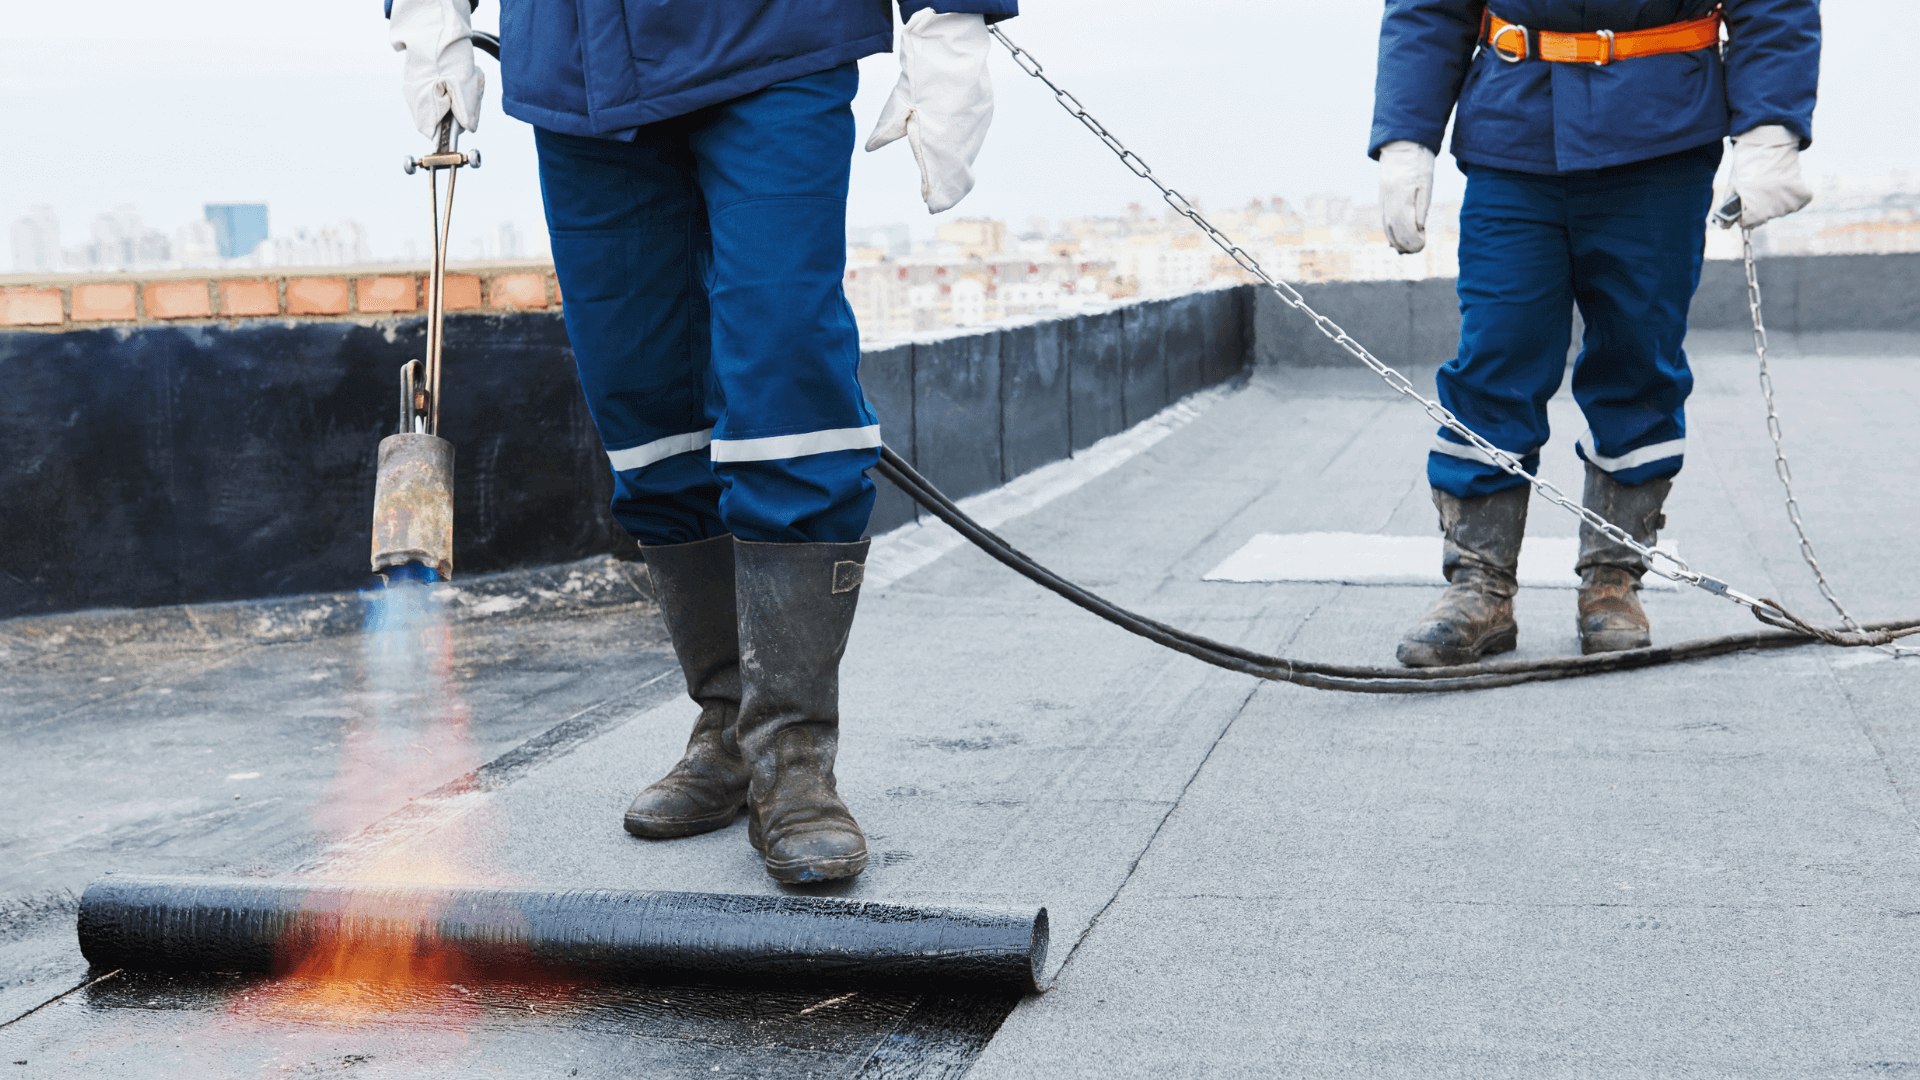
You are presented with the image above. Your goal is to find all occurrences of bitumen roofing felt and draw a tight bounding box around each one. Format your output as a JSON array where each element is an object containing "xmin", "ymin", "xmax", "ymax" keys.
[{"xmin": 6, "ymin": 331, "xmax": 1920, "ymax": 1077}]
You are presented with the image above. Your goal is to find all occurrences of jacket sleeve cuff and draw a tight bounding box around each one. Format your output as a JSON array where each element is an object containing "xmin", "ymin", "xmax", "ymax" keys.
[
  {"xmin": 1732, "ymin": 119, "xmax": 1813, "ymax": 151},
  {"xmin": 1368, "ymin": 133, "xmax": 1445, "ymax": 161},
  {"xmin": 900, "ymin": 0, "xmax": 1018, "ymax": 23}
]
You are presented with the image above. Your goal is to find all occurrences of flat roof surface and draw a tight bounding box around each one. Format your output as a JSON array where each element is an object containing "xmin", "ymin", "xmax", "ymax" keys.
[{"xmin": 5, "ymin": 331, "xmax": 1920, "ymax": 1077}]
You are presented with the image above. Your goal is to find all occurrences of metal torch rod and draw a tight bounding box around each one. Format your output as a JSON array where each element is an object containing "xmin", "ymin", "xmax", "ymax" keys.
[{"xmin": 424, "ymin": 116, "xmax": 458, "ymax": 436}]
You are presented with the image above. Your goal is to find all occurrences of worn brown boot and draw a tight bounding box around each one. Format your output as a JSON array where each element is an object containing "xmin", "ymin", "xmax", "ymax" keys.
[
  {"xmin": 735, "ymin": 539, "xmax": 869, "ymax": 885},
  {"xmin": 1397, "ymin": 484, "xmax": 1529, "ymax": 667},
  {"xmin": 1576, "ymin": 463, "xmax": 1672, "ymax": 654},
  {"xmin": 623, "ymin": 535, "xmax": 751, "ymax": 839}
]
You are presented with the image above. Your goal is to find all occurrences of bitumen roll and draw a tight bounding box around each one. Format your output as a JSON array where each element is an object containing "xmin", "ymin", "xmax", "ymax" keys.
[{"xmin": 78, "ymin": 875, "xmax": 1048, "ymax": 993}]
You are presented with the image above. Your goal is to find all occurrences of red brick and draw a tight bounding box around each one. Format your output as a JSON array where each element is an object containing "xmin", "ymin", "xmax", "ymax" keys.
[
  {"xmin": 219, "ymin": 279, "xmax": 280, "ymax": 317},
  {"xmin": 355, "ymin": 276, "xmax": 418, "ymax": 313},
  {"xmin": 552, "ymin": 277, "xmax": 563, "ymax": 305},
  {"xmin": 443, "ymin": 274, "xmax": 482, "ymax": 311},
  {"xmin": 286, "ymin": 277, "xmax": 350, "ymax": 316},
  {"xmin": 0, "ymin": 287, "xmax": 64, "ymax": 326},
  {"xmin": 71, "ymin": 283, "xmax": 137, "ymax": 322},
  {"xmin": 143, "ymin": 280, "xmax": 212, "ymax": 320},
  {"xmin": 489, "ymin": 273, "xmax": 548, "ymax": 309}
]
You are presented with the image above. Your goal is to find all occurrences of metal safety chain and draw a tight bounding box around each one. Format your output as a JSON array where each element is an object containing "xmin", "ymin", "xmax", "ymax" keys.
[
  {"xmin": 1739, "ymin": 226, "xmax": 1916, "ymax": 656},
  {"xmin": 989, "ymin": 25, "xmax": 1916, "ymax": 649}
]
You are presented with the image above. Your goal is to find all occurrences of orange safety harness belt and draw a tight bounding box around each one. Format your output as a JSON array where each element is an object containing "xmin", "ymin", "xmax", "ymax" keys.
[{"xmin": 1481, "ymin": 7, "xmax": 1723, "ymax": 65}]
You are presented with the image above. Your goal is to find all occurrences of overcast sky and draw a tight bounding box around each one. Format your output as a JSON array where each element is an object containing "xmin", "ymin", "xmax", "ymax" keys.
[{"xmin": 3, "ymin": 1, "xmax": 1913, "ymax": 261}]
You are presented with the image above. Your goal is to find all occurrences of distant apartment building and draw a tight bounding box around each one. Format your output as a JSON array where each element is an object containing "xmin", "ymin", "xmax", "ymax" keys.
[
  {"xmin": 1703, "ymin": 171, "xmax": 1920, "ymax": 261},
  {"xmin": 839, "ymin": 170, "xmax": 1920, "ymax": 347},
  {"xmin": 250, "ymin": 221, "xmax": 372, "ymax": 268},
  {"xmin": 1, "ymin": 198, "xmax": 397, "ymax": 274},
  {"xmin": 206, "ymin": 203, "xmax": 270, "ymax": 260},
  {"xmin": 83, "ymin": 206, "xmax": 172, "ymax": 270},
  {"xmin": 498, "ymin": 221, "xmax": 525, "ymax": 260},
  {"xmin": 23, "ymin": 205, "xmax": 178, "ymax": 273},
  {"xmin": 841, "ymin": 195, "xmax": 1462, "ymax": 345},
  {"xmin": 9, "ymin": 205, "xmax": 59, "ymax": 273},
  {"xmin": 934, "ymin": 218, "xmax": 1009, "ymax": 261},
  {"xmin": 175, "ymin": 220, "xmax": 220, "ymax": 265},
  {"xmin": 847, "ymin": 223, "xmax": 910, "ymax": 261},
  {"xmin": 845, "ymin": 253, "xmax": 1121, "ymax": 342}
]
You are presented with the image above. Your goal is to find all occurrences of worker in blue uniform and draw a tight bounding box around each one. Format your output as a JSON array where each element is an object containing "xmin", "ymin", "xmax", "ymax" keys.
[
  {"xmin": 388, "ymin": 0, "xmax": 1017, "ymax": 882},
  {"xmin": 1371, "ymin": 0, "xmax": 1819, "ymax": 666}
]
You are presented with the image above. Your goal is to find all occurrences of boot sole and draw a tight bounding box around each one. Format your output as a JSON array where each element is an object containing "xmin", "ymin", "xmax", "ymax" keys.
[
  {"xmin": 764, "ymin": 850, "xmax": 868, "ymax": 884},
  {"xmin": 1580, "ymin": 630, "xmax": 1651, "ymax": 655},
  {"xmin": 1396, "ymin": 626, "xmax": 1518, "ymax": 668},
  {"xmin": 623, "ymin": 804, "xmax": 743, "ymax": 839}
]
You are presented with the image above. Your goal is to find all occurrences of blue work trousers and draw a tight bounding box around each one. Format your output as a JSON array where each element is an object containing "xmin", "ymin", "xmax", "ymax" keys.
[
  {"xmin": 1429, "ymin": 142, "xmax": 1722, "ymax": 498},
  {"xmin": 535, "ymin": 63, "xmax": 878, "ymax": 545}
]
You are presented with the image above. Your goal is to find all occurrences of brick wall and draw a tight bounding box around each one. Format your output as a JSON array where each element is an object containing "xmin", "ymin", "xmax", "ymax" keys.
[{"xmin": 0, "ymin": 263, "xmax": 563, "ymax": 331}]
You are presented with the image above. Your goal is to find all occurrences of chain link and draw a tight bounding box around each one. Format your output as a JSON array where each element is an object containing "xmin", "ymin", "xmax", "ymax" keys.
[
  {"xmin": 990, "ymin": 25, "xmax": 1918, "ymax": 649},
  {"xmin": 1740, "ymin": 227, "xmax": 1916, "ymax": 656}
]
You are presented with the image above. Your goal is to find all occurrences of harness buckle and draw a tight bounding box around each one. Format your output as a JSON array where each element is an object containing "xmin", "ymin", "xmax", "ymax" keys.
[
  {"xmin": 1491, "ymin": 22, "xmax": 1530, "ymax": 63},
  {"xmin": 1593, "ymin": 28, "xmax": 1616, "ymax": 66}
]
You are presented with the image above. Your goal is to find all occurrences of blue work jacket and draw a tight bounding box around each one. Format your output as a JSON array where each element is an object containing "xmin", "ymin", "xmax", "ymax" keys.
[
  {"xmin": 1369, "ymin": 0, "xmax": 1819, "ymax": 174},
  {"xmin": 494, "ymin": 0, "xmax": 1017, "ymax": 139}
]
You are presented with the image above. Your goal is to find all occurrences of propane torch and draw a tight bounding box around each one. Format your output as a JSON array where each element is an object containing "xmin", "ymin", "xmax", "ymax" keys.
[{"xmin": 369, "ymin": 112, "xmax": 480, "ymax": 586}]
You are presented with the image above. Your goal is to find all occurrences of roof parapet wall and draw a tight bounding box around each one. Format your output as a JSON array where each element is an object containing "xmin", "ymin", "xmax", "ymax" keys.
[{"xmin": 0, "ymin": 284, "xmax": 1253, "ymax": 620}]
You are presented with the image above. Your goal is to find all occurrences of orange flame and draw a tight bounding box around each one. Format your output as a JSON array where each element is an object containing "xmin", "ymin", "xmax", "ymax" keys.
[{"xmin": 236, "ymin": 583, "xmax": 507, "ymax": 1026}]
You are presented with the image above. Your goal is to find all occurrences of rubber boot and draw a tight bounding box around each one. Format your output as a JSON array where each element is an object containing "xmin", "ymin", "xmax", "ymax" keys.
[
  {"xmin": 623, "ymin": 535, "xmax": 751, "ymax": 839},
  {"xmin": 734, "ymin": 539, "xmax": 869, "ymax": 885},
  {"xmin": 1397, "ymin": 484, "xmax": 1530, "ymax": 667},
  {"xmin": 1575, "ymin": 463, "xmax": 1672, "ymax": 655}
]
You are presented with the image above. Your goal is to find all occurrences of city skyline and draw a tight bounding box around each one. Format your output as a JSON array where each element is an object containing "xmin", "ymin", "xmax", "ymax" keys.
[
  {"xmin": 5, "ymin": 2, "xmax": 1915, "ymax": 276},
  {"xmin": 12, "ymin": 165, "xmax": 1917, "ymax": 309},
  {"xmin": 7, "ymin": 200, "xmax": 536, "ymax": 276}
]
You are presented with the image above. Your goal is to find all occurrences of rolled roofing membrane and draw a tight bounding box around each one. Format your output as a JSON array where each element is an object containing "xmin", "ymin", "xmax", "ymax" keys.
[{"xmin": 78, "ymin": 875, "xmax": 1048, "ymax": 994}]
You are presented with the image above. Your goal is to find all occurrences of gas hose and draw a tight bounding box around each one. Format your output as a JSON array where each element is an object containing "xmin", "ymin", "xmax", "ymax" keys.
[{"xmin": 874, "ymin": 446, "xmax": 1920, "ymax": 694}]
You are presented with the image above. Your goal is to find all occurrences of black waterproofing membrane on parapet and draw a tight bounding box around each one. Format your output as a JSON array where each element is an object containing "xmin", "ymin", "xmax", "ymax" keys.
[{"xmin": 78, "ymin": 875, "xmax": 1048, "ymax": 994}]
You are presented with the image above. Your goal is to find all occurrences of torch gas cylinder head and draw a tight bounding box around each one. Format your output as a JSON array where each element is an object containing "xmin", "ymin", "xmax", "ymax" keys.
[{"xmin": 370, "ymin": 433, "xmax": 455, "ymax": 580}]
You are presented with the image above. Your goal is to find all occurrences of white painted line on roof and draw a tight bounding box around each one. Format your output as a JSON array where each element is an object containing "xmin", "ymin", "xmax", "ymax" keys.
[
  {"xmin": 1830, "ymin": 648, "xmax": 1894, "ymax": 669},
  {"xmin": 1203, "ymin": 532, "xmax": 1682, "ymax": 591},
  {"xmin": 865, "ymin": 384, "xmax": 1233, "ymax": 592}
]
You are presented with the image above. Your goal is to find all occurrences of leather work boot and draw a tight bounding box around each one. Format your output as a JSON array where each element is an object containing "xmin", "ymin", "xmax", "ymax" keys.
[
  {"xmin": 1397, "ymin": 484, "xmax": 1530, "ymax": 667},
  {"xmin": 623, "ymin": 535, "xmax": 751, "ymax": 839},
  {"xmin": 1575, "ymin": 462, "xmax": 1673, "ymax": 655},
  {"xmin": 735, "ymin": 538, "xmax": 870, "ymax": 884}
]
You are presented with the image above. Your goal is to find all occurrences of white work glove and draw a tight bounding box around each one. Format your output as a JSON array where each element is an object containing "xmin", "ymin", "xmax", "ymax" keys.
[
  {"xmin": 1378, "ymin": 141, "xmax": 1435, "ymax": 254},
  {"xmin": 864, "ymin": 9, "xmax": 994, "ymax": 215},
  {"xmin": 1722, "ymin": 125, "xmax": 1812, "ymax": 228},
  {"xmin": 390, "ymin": 0, "xmax": 484, "ymax": 138}
]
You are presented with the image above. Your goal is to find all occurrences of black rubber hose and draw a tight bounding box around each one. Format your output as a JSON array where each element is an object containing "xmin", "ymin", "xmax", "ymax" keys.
[
  {"xmin": 874, "ymin": 445, "xmax": 1920, "ymax": 693},
  {"xmin": 77, "ymin": 875, "xmax": 1047, "ymax": 993}
]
